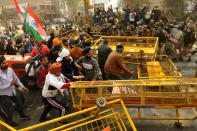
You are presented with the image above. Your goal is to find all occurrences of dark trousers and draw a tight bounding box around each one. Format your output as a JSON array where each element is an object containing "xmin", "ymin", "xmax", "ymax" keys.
[
  {"xmin": 61, "ymin": 89, "xmax": 73, "ymax": 112},
  {"xmin": 107, "ymin": 74, "xmax": 122, "ymax": 80},
  {"xmin": 40, "ymin": 97, "xmax": 65, "ymax": 121},
  {"xmin": 101, "ymin": 68, "xmax": 107, "ymax": 80},
  {"xmin": 0, "ymin": 94, "xmax": 25, "ymax": 123}
]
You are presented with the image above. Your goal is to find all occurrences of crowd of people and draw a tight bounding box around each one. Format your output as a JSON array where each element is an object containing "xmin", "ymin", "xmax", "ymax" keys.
[
  {"xmin": 0, "ymin": 5, "xmax": 196, "ymax": 127},
  {"xmin": 0, "ymin": 28, "xmax": 136, "ymax": 126},
  {"xmin": 81, "ymin": 6, "xmax": 196, "ymax": 62}
]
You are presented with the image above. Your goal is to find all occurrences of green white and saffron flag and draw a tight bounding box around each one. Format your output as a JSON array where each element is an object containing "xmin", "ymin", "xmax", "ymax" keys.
[
  {"xmin": 26, "ymin": 4, "xmax": 47, "ymax": 43},
  {"xmin": 14, "ymin": 0, "xmax": 27, "ymax": 22}
]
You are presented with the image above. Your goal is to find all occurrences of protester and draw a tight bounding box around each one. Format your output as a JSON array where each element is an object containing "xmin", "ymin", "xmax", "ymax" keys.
[
  {"xmin": 57, "ymin": 48, "xmax": 84, "ymax": 80},
  {"xmin": 39, "ymin": 62, "xmax": 73, "ymax": 124},
  {"xmin": 48, "ymin": 33, "xmax": 55, "ymax": 49},
  {"xmin": 31, "ymin": 40, "xmax": 50, "ymax": 57},
  {"xmin": 70, "ymin": 42, "xmax": 83, "ymax": 61},
  {"xmin": 98, "ymin": 38, "xmax": 112, "ymax": 80},
  {"xmin": 62, "ymin": 38, "xmax": 70, "ymax": 50},
  {"xmin": 5, "ymin": 39, "xmax": 17, "ymax": 55},
  {"xmin": 49, "ymin": 38, "xmax": 62, "ymax": 63},
  {"xmin": 36, "ymin": 55, "xmax": 49, "ymax": 89},
  {"xmin": 104, "ymin": 45, "xmax": 135, "ymax": 80},
  {"xmin": 0, "ymin": 55, "xmax": 31, "ymax": 126},
  {"xmin": 75, "ymin": 47, "xmax": 99, "ymax": 81},
  {"xmin": 24, "ymin": 38, "xmax": 34, "ymax": 53},
  {"xmin": 56, "ymin": 48, "xmax": 84, "ymax": 111}
]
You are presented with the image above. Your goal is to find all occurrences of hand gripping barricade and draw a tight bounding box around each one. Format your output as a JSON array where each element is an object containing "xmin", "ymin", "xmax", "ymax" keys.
[
  {"xmin": 0, "ymin": 99, "xmax": 137, "ymax": 131},
  {"xmin": 70, "ymin": 78, "xmax": 197, "ymax": 126}
]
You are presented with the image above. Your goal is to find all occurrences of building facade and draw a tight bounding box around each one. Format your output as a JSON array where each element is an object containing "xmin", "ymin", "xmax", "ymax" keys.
[{"xmin": 0, "ymin": 0, "xmax": 66, "ymax": 18}]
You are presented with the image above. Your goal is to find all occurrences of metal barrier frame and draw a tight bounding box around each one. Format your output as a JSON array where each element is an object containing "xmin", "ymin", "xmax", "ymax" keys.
[
  {"xmin": 93, "ymin": 36, "xmax": 159, "ymax": 64},
  {"xmin": 59, "ymin": 27, "xmax": 93, "ymax": 42},
  {"xmin": 137, "ymin": 55, "xmax": 182, "ymax": 79},
  {"xmin": 0, "ymin": 99, "xmax": 137, "ymax": 131},
  {"xmin": 70, "ymin": 79, "xmax": 197, "ymax": 121}
]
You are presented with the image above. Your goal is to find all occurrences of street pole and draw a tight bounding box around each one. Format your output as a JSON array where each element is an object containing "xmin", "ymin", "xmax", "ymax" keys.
[{"xmin": 84, "ymin": 0, "xmax": 89, "ymax": 23}]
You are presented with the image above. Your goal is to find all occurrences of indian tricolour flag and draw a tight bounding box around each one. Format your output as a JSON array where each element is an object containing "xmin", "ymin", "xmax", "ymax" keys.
[
  {"xmin": 26, "ymin": 4, "xmax": 47, "ymax": 43},
  {"xmin": 14, "ymin": 0, "xmax": 27, "ymax": 23}
]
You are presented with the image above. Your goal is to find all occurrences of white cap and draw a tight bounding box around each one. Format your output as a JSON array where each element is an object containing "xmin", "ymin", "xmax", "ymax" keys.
[{"xmin": 56, "ymin": 48, "xmax": 70, "ymax": 62}]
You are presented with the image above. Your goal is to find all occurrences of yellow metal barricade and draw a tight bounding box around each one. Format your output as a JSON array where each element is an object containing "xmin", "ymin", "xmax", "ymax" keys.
[
  {"xmin": 137, "ymin": 55, "xmax": 182, "ymax": 79},
  {"xmin": 70, "ymin": 78, "xmax": 197, "ymax": 121},
  {"xmin": 0, "ymin": 121, "xmax": 17, "ymax": 131},
  {"xmin": 93, "ymin": 36, "xmax": 159, "ymax": 63},
  {"xmin": 0, "ymin": 99, "xmax": 136, "ymax": 131}
]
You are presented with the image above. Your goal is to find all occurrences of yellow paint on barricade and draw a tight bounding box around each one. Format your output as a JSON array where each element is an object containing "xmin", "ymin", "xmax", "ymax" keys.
[
  {"xmin": 147, "ymin": 61, "xmax": 165, "ymax": 78},
  {"xmin": 0, "ymin": 99, "xmax": 137, "ymax": 131},
  {"xmin": 70, "ymin": 78, "xmax": 197, "ymax": 121},
  {"xmin": 93, "ymin": 36, "xmax": 158, "ymax": 61},
  {"xmin": 137, "ymin": 55, "xmax": 182, "ymax": 79}
]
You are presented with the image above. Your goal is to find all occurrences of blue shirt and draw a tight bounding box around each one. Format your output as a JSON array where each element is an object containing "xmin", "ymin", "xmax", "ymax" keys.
[{"xmin": 0, "ymin": 68, "xmax": 24, "ymax": 96}]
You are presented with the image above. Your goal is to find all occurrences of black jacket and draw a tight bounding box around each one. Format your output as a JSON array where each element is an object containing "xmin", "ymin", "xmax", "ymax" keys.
[
  {"xmin": 49, "ymin": 45, "xmax": 62, "ymax": 63},
  {"xmin": 98, "ymin": 44, "xmax": 112, "ymax": 69},
  {"xmin": 5, "ymin": 44, "xmax": 16, "ymax": 55},
  {"xmin": 61, "ymin": 58, "xmax": 79, "ymax": 80}
]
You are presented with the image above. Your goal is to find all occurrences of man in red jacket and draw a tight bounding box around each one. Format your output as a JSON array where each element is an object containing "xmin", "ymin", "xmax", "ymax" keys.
[{"xmin": 31, "ymin": 40, "xmax": 50, "ymax": 57}]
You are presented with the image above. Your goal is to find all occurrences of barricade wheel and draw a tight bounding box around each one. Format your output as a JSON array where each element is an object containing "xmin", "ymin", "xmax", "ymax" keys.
[
  {"xmin": 174, "ymin": 122, "xmax": 182, "ymax": 128},
  {"xmin": 96, "ymin": 98, "xmax": 107, "ymax": 108}
]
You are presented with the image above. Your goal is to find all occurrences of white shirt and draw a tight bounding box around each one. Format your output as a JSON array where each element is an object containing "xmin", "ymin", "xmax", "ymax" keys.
[
  {"xmin": 145, "ymin": 10, "xmax": 152, "ymax": 19},
  {"xmin": 0, "ymin": 68, "xmax": 24, "ymax": 96},
  {"xmin": 129, "ymin": 12, "xmax": 135, "ymax": 22},
  {"xmin": 42, "ymin": 73, "xmax": 66, "ymax": 98}
]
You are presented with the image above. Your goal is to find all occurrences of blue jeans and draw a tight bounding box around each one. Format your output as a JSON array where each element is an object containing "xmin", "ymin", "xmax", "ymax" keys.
[
  {"xmin": 107, "ymin": 74, "xmax": 122, "ymax": 80},
  {"xmin": 0, "ymin": 93, "xmax": 25, "ymax": 123}
]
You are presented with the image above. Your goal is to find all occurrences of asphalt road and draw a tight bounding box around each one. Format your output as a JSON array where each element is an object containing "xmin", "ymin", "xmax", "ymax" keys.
[{"xmin": 1, "ymin": 45, "xmax": 197, "ymax": 131}]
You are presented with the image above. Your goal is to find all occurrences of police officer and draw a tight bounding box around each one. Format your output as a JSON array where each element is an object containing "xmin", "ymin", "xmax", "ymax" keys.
[{"xmin": 184, "ymin": 26, "xmax": 196, "ymax": 62}]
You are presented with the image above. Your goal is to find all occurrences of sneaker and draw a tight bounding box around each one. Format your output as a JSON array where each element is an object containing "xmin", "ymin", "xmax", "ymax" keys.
[
  {"xmin": 39, "ymin": 117, "xmax": 51, "ymax": 123},
  {"xmin": 57, "ymin": 120, "xmax": 68, "ymax": 125},
  {"xmin": 8, "ymin": 121, "xmax": 18, "ymax": 127},
  {"xmin": 20, "ymin": 114, "xmax": 31, "ymax": 120}
]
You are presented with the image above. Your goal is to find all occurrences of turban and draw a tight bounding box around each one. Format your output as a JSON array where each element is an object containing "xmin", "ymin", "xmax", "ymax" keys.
[
  {"xmin": 53, "ymin": 38, "xmax": 60, "ymax": 46},
  {"xmin": 56, "ymin": 48, "xmax": 70, "ymax": 62},
  {"xmin": 49, "ymin": 62, "xmax": 62, "ymax": 74},
  {"xmin": 83, "ymin": 47, "xmax": 91, "ymax": 54},
  {"xmin": 0, "ymin": 56, "xmax": 6, "ymax": 65}
]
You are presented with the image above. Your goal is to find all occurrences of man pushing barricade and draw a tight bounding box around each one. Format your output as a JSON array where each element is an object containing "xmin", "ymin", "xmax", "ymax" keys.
[{"xmin": 104, "ymin": 45, "xmax": 135, "ymax": 80}]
